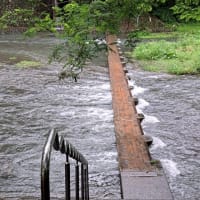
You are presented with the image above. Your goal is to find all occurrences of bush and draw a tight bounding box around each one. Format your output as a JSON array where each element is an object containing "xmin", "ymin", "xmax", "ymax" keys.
[
  {"xmin": 133, "ymin": 40, "xmax": 177, "ymax": 60},
  {"xmin": 132, "ymin": 33, "xmax": 200, "ymax": 75},
  {"xmin": 152, "ymin": 7, "xmax": 177, "ymax": 23},
  {"xmin": 171, "ymin": 2, "xmax": 200, "ymax": 22},
  {"xmin": 0, "ymin": 8, "xmax": 36, "ymax": 28}
]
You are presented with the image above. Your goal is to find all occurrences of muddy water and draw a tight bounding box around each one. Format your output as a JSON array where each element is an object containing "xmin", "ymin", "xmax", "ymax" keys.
[
  {"xmin": 1, "ymin": 34, "xmax": 199, "ymax": 200},
  {"xmin": 127, "ymin": 62, "xmax": 200, "ymax": 200},
  {"xmin": 0, "ymin": 34, "xmax": 120, "ymax": 199}
]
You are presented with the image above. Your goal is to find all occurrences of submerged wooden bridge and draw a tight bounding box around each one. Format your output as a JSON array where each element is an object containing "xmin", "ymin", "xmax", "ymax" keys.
[
  {"xmin": 41, "ymin": 35, "xmax": 173, "ymax": 200},
  {"xmin": 106, "ymin": 34, "xmax": 173, "ymax": 200}
]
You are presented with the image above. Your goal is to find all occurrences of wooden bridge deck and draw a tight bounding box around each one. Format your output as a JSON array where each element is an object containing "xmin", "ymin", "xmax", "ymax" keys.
[{"xmin": 106, "ymin": 34, "xmax": 173, "ymax": 200}]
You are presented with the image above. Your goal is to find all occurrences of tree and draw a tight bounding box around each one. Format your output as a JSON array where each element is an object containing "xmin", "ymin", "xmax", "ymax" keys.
[
  {"xmin": 26, "ymin": 0, "xmax": 167, "ymax": 80},
  {"xmin": 171, "ymin": 0, "xmax": 200, "ymax": 22}
]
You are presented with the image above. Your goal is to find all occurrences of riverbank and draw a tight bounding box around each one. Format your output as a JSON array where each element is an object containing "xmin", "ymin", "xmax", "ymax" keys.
[{"xmin": 129, "ymin": 23, "xmax": 200, "ymax": 75}]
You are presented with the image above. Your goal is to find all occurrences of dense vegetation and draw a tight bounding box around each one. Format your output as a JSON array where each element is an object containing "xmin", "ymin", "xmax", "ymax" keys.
[
  {"xmin": 131, "ymin": 25, "xmax": 200, "ymax": 75},
  {"xmin": 1, "ymin": 0, "xmax": 200, "ymax": 77},
  {"xmin": 2, "ymin": 0, "xmax": 200, "ymax": 24}
]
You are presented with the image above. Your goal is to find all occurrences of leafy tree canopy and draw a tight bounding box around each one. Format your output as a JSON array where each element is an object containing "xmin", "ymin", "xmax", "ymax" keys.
[
  {"xmin": 3, "ymin": 0, "xmax": 200, "ymax": 80},
  {"xmin": 171, "ymin": 0, "xmax": 200, "ymax": 22},
  {"xmin": 28, "ymin": 0, "xmax": 167, "ymax": 80}
]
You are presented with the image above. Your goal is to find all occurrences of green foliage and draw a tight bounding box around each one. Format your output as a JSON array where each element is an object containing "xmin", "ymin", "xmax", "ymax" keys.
[
  {"xmin": 41, "ymin": 2, "xmax": 109, "ymax": 81},
  {"xmin": 151, "ymin": 0, "xmax": 200, "ymax": 23},
  {"xmin": 89, "ymin": 0, "xmax": 120, "ymax": 34},
  {"xmin": 132, "ymin": 32, "xmax": 200, "ymax": 75},
  {"xmin": 26, "ymin": 0, "xmax": 168, "ymax": 80},
  {"xmin": 152, "ymin": 7, "xmax": 177, "ymax": 23},
  {"xmin": 53, "ymin": 0, "xmax": 168, "ymax": 80},
  {"xmin": 25, "ymin": 14, "xmax": 56, "ymax": 36},
  {"xmin": 0, "ymin": 0, "xmax": 43, "ymax": 19},
  {"xmin": 106, "ymin": 0, "xmax": 166, "ymax": 27},
  {"xmin": 176, "ymin": 23, "xmax": 200, "ymax": 33},
  {"xmin": 133, "ymin": 40, "xmax": 177, "ymax": 60},
  {"xmin": 125, "ymin": 30, "xmax": 150, "ymax": 47},
  {"xmin": 171, "ymin": 0, "xmax": 200, "ymax": 22},
  {"xmin": 16, "ymin": 60, "xmax": 42, "ymax": 68},
  {"xmin": 0, "ymin": 8, "xmax": 35, "ymax": 28},
  {"xmin": 0, "ymin": 0, "xmax": 44, "ymax": 29},
  {"xmin": 3, "ymin": 0, "xmax": 200, "ymax": 78}
]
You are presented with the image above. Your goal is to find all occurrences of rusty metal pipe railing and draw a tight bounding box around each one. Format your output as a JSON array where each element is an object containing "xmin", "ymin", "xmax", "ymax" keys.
[{"xmin": 41, "ymin": 128, "xmax": 89, "ymax": 200}]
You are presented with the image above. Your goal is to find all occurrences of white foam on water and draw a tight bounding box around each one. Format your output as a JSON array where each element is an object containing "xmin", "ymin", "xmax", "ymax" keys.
[
  {"xmin": 137, "ymin": 98, "xmax": 150, "ymax": 110},
  {"xmin": 94, "ymin": 151, "xmax": 118, "ymax": 163},
  {"xmin": 128, "ymin": 79, "xmax": 135, "ymax": 86},
  {"xmin": 97, "ymin": 83, "xmax": 111, "ymax": 90},
  {"xmin": 136, "ymin": 107, "xmax": 143, "ymax": 114},
  {"xmin": 143, "ymin": 114, "xmax": 160, "ymax": 124},
  {"xmin": 161, "ymin": 159, "xmax": 181, "ymax": 177},
  {"xmin": 86, "ymin": 107, "xmax": 113, "ymax": 118},
  {"xmin": 132, "ymin": 85, "xmax": 147, "ymax": 96},
  {"xmin": 147, "ymin": 75, "xmax": 159, "ymax": 79},
  {"xmin": 151, "ymin": 137, "xmax": 166, "ymax": 150},
  {"xmin": 60, "ymin": 110, "xmax": 75, "ymax": 116},
  {"xmin": 147, "ymin": 74, "xmax": 172, "ymax": 79}
]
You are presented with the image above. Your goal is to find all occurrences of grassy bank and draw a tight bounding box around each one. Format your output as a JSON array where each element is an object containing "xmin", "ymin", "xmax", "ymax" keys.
[{"xmin": 130, "ymin": 24, "xmax": 200, "ymax": 75}]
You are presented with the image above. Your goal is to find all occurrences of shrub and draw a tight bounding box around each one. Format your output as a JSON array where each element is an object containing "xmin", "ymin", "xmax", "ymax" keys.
[
  {"xmin": 133, "ymin": 40, "xmax": 177, "ymax": 60},
  {"xmin": 0, "ymin": 8, "xmax": 35, "ymax": 28},
  {"xmin": 132, "ymin": 33, "xmax": 200, "ymax": 75}
]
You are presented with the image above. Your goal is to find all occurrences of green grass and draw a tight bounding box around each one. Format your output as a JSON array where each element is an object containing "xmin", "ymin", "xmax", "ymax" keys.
[
  {"xmin": 141, "ymin": 59, "xmax": 200, "ymax": 75},
  {"xmin": 131, "ymin": 24, "xmax": 200, "ymax": 75},
  {"xmin": 136, "ymin": 23, "xmax": 200, "ymax": 39},
  {"xmin": 176, "ymin": 23, "xmax": 200, "ymax": 33},
  {"xmin": 137, "ymin": 31, "xmax": 178, "ymax": 39},
  {"xmin": 15, "ymin": 60, "xmax": 42, "ymax": 68},
  {"xmin": 133, "ymin": 40, "xmax": 177, "ymax": 60}
]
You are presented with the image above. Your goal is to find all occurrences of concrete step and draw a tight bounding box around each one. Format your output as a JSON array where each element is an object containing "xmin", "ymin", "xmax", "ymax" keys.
[{"xmin": 121, "ymin": 169, "xmax": 173, "ymax": 200}]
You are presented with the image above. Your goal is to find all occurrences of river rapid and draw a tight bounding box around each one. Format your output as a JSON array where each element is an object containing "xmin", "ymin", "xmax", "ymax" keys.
[
  {"xmin": 0, "ymin": 34, "xmax": 199, "ymax": 200},
  {"xmin": 126, "ymin": 62, "xmax": 200, "ymax": 200},
  {"xmin": 0, "ymin": 34, "xmax": 120, "ymax": 199}
]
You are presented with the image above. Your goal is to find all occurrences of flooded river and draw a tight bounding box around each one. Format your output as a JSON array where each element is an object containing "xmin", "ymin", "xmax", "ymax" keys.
[
  {"xmin": 127, "ymin": 62, "xmax": 200, "ymax": 200},
  {"xmin": 0, "ymin": 34, "xmax": 199, "ymax": 200},
  {"xmin": 0, "ymin": 34, "xmax": 120, "ymax": 199}
]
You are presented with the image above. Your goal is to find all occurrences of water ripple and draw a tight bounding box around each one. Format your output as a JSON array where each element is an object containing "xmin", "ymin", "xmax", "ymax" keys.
[{"xmin": 0, "ymin": 35, "xmax": 120, "ymax": 199}]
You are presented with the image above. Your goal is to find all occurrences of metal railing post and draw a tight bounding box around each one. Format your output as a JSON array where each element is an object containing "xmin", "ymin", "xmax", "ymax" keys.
[
  {"xmin": 85, "ymin": 165, "xmax": 89, "ymax": 200},
  {"xmin": 81, "ymin": 163, "xmax": 85, "ymax": 200},
  {"xmin": 41, "ymin": 129, "xmax": 57, "ymax": 200},
  {"xmin": 84, "ymin": 166, "xmax": 87, "ymax": 200},
  {"xmin": 41, "ymin": 129, "xmax": 89, "ymax": 200},
  {"xmin": 65, "ymin": 154, "xmax": 70, "ymax": 200},
  {"xmin": 75, "ymin": 161, "xmax": 79, "ymax": 200}
]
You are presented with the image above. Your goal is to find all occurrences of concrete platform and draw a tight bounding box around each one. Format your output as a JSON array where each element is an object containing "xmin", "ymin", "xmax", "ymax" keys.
[{"xmin": 121, "ymin": 170, "xmax": 173, "ymax": 200}]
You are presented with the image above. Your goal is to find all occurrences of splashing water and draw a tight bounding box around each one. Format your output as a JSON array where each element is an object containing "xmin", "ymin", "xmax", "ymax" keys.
[{"xmin": 161, "ymin": 159, "xmax": 181, "ymax": 177}]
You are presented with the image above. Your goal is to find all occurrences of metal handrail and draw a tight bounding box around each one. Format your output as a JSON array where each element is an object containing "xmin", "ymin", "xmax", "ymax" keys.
[{"xmin": 41, "ymin": 128, "xmax": 89, "ymax": 200}]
